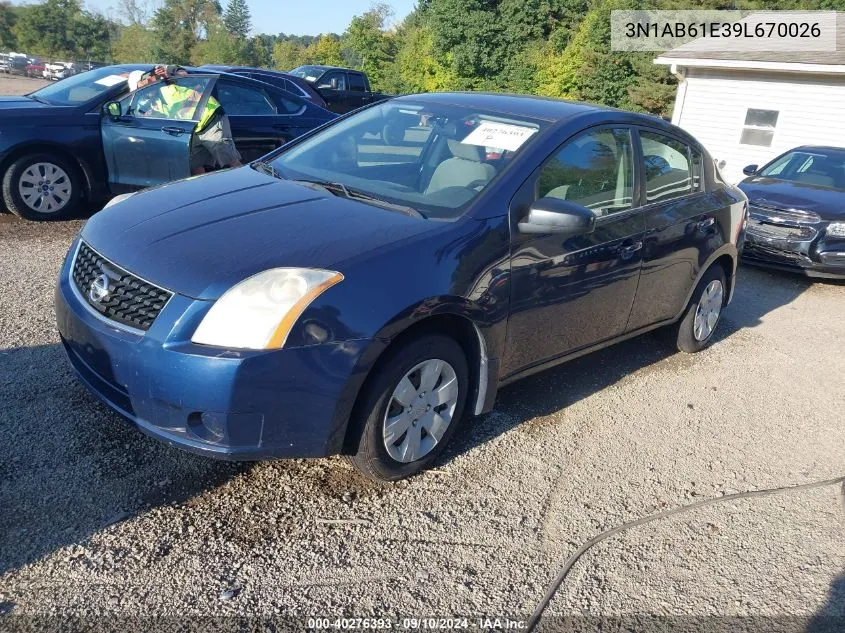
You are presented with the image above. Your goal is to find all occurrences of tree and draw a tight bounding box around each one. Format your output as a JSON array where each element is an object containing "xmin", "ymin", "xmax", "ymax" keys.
[
  {"xmin": 151, "ymin": 0, "xmax": 220, "ymax": 64},
  {"xmin": 113, "ymin": 23, "xmax": 156, "ymax": 62},
  {"xmin": 303, "ymin": 34, "xmax": 344, "ymax": 66},
  {"xmin": 14, "ymin": 0, "xmax": 82, "ymax": 57},
  {"xmin": 223, "ymin": 0, "xmax": 250, "ymax": 40},
  {"xmin": 191, "ymin": 22, "xmax": 247, "ymax": 64},
  {"xmin": 345, "ymin": 3, "xmax": 397, "ymax": 90},
  {"xmin": 273, "ymin": 39, "xmax": 304, "ymax": 70},
  {"xmin": 0, "ymin": 2, "xmax": 18, "ymax": 51}
]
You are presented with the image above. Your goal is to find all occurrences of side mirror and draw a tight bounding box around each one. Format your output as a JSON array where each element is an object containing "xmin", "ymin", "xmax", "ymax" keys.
[
  {"xmin": 743, "ymin": 164, "xmax": 758, "ymax": 176},
  {"xmin": 518, "ymin": 197, "xmax": 596, "ymax": 235},
  {"xmin": 104, "ymin": 101, "xmax": 122, "ymax": 118}
]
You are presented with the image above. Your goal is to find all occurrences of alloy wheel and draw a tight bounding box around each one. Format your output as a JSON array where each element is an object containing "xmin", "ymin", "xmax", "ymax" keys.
[
  {"xmin": 383, "ymin": 358, "xmax": 459, "ymax": 463},
  {"xmin": 18, "ymin": 162, "xmax": 72, "ymax": 215},
  {"xmin": 693, "ymin": 279, "xmax": 724, "ymax": 342}
]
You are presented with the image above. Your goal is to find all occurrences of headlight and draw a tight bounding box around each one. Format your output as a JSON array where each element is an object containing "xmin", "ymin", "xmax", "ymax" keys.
[
  {"xmin": 191, "ymin": 268, "xmax": 343, "ymax": 350},
  {"xmin": 827, "ymin": 222, "xmax": 845, "ymax": 237}
]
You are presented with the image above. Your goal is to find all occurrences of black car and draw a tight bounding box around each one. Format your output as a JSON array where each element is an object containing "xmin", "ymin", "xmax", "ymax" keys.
[
  {"xmin": 55, "ymin": 93, "xmax": 747, "ymax": 480},
  {"xmin": 0, "ymin": 64, "xmax": 336, "ymax": 220},
  {"xmin": 198, "ymin": 65, "xmax": 329, "ymax": 110},
  {"xmin": 289, "ymin": 65, "xmax": 391, "ymax": 113},
  {"xmin": 739, "ymin": 146, "xmax": 845, "ymax": 279}
]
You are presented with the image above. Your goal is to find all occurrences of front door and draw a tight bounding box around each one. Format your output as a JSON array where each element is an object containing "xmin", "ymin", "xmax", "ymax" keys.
[
  {"xmin": 504, "ymin": 126, "xmax": 645, "ymax": 376},
  {"xmin": 101, "ymin": 75, "xmax": 215, "ymax": 192}
]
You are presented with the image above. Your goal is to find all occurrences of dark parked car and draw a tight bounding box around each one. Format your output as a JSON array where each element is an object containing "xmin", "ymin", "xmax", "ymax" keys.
[
  {"xmin": 198, "ymin": 65, "xmax": 329, "ymax": 110},
  {"xmin": 739, "ymin": 146, "xmax": 845, "ymax": 279},
  {"xmin": 289, "ymin": 65, "xmax": 391, "ymax": 113},
  {"xmin": 0, "ymin": 64, "xmax": 335, "ymax": 220},
  {"xmin": 55, "ymin": 93, "xmax": 747, "ymax": 481}
]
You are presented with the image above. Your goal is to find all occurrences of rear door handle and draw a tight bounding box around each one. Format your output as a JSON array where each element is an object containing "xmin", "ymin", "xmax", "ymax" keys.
[
  {"xmin": 161, "ymin": 126, "xmax": 186, "ymax": 136},
  {"xmin": 696, "ymin": 217, "xmax": 716, "ymax": 231},
  {"xmin": 620, "ymin": 241, "xmax": 643, "ymax": 255}
]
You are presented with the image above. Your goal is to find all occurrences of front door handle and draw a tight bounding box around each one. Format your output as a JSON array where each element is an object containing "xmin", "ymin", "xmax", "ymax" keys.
[
  {"xmin": 161, "ymin": 126, "xmax": 186, "ymax": 136},
  {"xmin": 696, "ymin": 217, "xmax": 716, "ymax": 231},
  {"xmin": 619, "ymin": 241, "xmax": 643, "ymax": 255}
]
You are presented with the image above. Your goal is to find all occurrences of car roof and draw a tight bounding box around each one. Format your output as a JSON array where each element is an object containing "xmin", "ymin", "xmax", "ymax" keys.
[{"xmin": 788, "ymin": 145, "xmax": 845, "ymax": 153}]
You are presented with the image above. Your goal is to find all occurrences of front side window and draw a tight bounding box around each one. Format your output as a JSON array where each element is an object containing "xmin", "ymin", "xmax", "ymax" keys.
[
  {"xmin": 740, "ymin": 108, "xmax": 778, "ymax": 147},
  {"xmin": 319, "ymin": 71, "xmax": 347, "ymax": 91},
  {"xmin": 640, "ymin": 130, "xmax": 693, "ymax": 203},
  {"xmin": 268, "ymin": 100, "xmax": 547, "ymax": 218},
  {"xmin": 538, "ymin": 128, "xmax": 634, "ymax": 216},
  {"xmin": 216, "ymin": 81, "xmax": 277, "ymax": 115},
  {"xmin": 129, "ymin": 76, "xmax": 212, "ymax": 120}
]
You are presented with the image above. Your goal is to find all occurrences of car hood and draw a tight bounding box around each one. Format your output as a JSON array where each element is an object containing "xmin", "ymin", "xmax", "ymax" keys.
[
  {"xmin": 0, "ymin": 96, "xmax": 54, "ymax": 111},
  {"xmin": 81, "ymin": 167, "xmax": 439, "ymax": 300},
  {"xmin": 738, "ymin": 177, "xmax": 845, "ymax": 220}
]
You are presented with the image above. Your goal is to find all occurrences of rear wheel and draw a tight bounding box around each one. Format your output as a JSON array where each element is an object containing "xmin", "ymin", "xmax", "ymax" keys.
[
  {"xmin": 347, "ymin": 335, "xmax": 468, "ymax": 482},
  {"xmin": 2, "ymin": 153, "xmax": 82, "ymax": 221},
  {"xmin": 673, "ymin": 265, "xmax": 727, "ymax": 353}
]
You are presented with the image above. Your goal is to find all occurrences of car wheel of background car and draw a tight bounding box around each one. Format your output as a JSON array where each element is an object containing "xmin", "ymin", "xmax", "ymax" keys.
[
  {"xmin": 347, "ymin": 334, "xmax": 468, "ymax": 482},
  {"xmin": 673, "ymin": 265, "xmax": 727, "ymax": 353},
  {"xmin": 2, "ymin": 153, "xmax": 82, "ymax": 221}
]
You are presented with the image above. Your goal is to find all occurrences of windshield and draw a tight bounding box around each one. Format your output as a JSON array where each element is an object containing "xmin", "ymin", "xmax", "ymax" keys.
[
  {"xmin": 289, "ymin": 66, "xmax": 325, "ymax": 81},
  {"xmin": 759, "ymin": 149, "xmax": 845, "ymax": 191},
  {"xmin": 28, "ymin": 66, "xmax": 142, "ymax": 106},
  {"xmin": 266, "ymin": 100, "xmax": 547, "ymax": 219}
]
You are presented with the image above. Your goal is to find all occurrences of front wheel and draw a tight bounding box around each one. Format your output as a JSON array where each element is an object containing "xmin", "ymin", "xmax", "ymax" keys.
[
  {"xmin": 347, "ymin": 335, "xmax": 469, "ymax": 482},
  {"xmin": 2, "ymin": 153, "xmax": 82, "ymax": 221},
  {"xmin": 673, "ymin": 265, "xmax": 727, "ymax": 353}
]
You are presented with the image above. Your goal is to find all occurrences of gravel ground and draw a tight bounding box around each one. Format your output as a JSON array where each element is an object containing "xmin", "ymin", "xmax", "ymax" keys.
[
  {"xmin": 0, "ymin": 210, "xmax": 843, "ymax": 631},
  {"xmin": 0, "ymin": 75, "xmax": 50, "ymax": 95}
]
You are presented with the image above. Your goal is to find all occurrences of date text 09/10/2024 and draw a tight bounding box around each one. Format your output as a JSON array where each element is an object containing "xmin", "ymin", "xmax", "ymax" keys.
[{"xmin": 306, "ymin": 617, "xmax": 527, "ymax": 630}]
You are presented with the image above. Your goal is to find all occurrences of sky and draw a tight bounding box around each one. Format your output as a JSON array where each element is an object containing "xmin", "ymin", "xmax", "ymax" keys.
[{"xmin": 75, "ymin": 0, "xmax": 419, "ymax": 36}]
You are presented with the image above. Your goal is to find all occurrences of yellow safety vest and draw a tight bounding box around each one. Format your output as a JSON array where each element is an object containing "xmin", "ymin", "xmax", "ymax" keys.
[{"xmin": 152, "ymin": 84, "xmax": 221, "ymax": 133}]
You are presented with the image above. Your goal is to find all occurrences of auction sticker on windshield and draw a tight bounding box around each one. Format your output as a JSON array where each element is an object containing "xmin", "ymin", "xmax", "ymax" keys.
[
  {"xmin": 462, "ymin": 121, "xmax": 538, "ymax": 152},
  {"xmin": 95, "ymin": 75, "xmax": 128, "ymax": 87}
]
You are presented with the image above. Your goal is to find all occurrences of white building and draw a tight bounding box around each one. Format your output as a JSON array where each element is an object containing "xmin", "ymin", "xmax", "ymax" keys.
[{"xmin": 655, "ymin": 14, "xmax": 845, "ymax": 183}]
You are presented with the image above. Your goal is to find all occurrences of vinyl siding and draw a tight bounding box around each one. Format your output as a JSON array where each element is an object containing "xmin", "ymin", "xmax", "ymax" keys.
[{"xmin": 671, "ymin": 67, "xmax": 845, "ymax": 183}]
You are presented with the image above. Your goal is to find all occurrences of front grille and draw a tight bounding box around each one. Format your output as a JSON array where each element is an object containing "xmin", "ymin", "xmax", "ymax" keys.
[
  {"xmin": 748, "ymin": 204, "xmax": 821, "ymax": 225},
  {"xmin": 72, "ymin": 242, "xmax": 172, "ymax": 332},
  {"xmin": 747, "ymin": 220, "xmax": 817, "ymax": 241}
]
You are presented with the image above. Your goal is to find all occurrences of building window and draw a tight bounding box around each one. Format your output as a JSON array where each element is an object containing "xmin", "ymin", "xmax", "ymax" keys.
[{"xmin": 740, "ymin": 108, "xmax": 778, "ymax": 147}]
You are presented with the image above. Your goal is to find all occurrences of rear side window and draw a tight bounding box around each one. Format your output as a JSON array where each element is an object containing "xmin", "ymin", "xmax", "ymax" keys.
[
  {"xmin": 216, "ymin": 82, "xmax": 277, "ymax": 115},
  {"xmin": 538, "ymin": 127, "xmax": 635, "ymax": 216},
  {"xmin": 639, "ymin": 130, "xmax": 693, "ymax": 203},
  {"xmin": 348, "ymin": 73, "xmax": 366, "ymax": 92}
]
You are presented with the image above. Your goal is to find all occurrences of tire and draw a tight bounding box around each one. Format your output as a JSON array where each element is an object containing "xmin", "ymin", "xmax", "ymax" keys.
[
  {"xmin": 673, "ymin": 265, "xmax": 727, "ymax": 353},
  {"xmin": 2, "ymin": 153, "xmax": 83, "ymax": 221},
  {"xmin": 347, "ymin": 335, "xmax": 469, "ymax": 482}
]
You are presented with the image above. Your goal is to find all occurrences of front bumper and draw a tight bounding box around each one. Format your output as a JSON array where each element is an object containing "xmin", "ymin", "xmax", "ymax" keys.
[
  {"xmin": 55, "ymin": 250, "xmax": 369, "ymax": 460},
  {"xmin": 741, "ymin": 218, "xmax": 845, "ymax": 279}
]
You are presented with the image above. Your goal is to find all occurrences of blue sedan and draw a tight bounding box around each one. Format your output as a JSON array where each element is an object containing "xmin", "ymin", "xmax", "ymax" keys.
[
  {"xmin": 0, "ymin": 65, "xmax": 335, "ymax": 220},
  {"xmin": 55, "ymin": 93, "xmax": 747, "ymax": 480}
]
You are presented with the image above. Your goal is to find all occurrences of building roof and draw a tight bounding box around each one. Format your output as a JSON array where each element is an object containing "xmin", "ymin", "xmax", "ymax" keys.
[{"xmin": 655, "ymin": 12, "xmax": 845, "ymax": 72}]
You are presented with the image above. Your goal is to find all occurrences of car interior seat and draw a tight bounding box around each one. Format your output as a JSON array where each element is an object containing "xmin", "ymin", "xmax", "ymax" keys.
[{"xmin": 424, "ymin": 138, "xmax": 497, "ymax": 195}]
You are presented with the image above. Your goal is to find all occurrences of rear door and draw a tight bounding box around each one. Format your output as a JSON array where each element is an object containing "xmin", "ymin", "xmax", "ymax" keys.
[
  {"xmin": 347, "ymin": 71, "xmax": 370, "ymax": 110},
  {"xmin": 625, "ymin": 128, "xmax": 723, "ymax": 330},
  {"xmin": 214, "ymin": 77, "xmax": 316, "ymax": 162},
  {"xmin": 101, "ymin": 75, "xmax": 216, "ymax": 192}
]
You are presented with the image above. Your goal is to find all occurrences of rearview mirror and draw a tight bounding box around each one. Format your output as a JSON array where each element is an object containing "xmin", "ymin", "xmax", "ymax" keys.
[
  {"xmin": 743, "ymin": 164, "xmax": 758, "ymax": 176},
  {"xmin": 518, "ymin": 197, "xmax": 596, "ymax": 235},
  {"xmin": 104, "ymin": 100, "xmax": 122, "ymax": 118}
]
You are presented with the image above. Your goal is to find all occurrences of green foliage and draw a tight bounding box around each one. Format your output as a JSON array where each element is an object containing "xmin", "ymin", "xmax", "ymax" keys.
[
  {"xmin": 273, "ymin": 39, "xmax": 304, "ymax": 70},
  {"xmin": 344, "ymin": 3, "xmax": 396, "ymax": 90},
  {"xmin": 0, "ymin": 2, "xmax": 17, "ymax": 51},
  {"xmin": 150, "ymin": 0, "xmax": 220, "ymax": 64},
  {"xmin": 223, "ymin": 0, "xmax": 251, "ymax": 40},
  {"xmin": 113, "ymin": 23, "xmax": 156, "ymax": 63},
  {"xmin": 13, "ymin": 0, "xmax": 112, "ymax": 59}
]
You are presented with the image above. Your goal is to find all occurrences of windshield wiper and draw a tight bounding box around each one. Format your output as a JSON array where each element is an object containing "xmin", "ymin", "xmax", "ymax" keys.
[
  {"xmin": 252, "ymin": 160, "xmax": 283, "ymax": 180},
  {"xmin": 293, "ymin": 178, "xmax": 424, "ymax": 218}
]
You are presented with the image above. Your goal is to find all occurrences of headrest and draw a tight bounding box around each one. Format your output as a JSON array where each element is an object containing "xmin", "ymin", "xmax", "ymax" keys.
[
  {"xmin": 127, "ymin": 70, "xmax": 145, "ymax": 92},
  {"xmin": 447, "ymin": 138, "xmax": 485, "ymax": 162}
]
